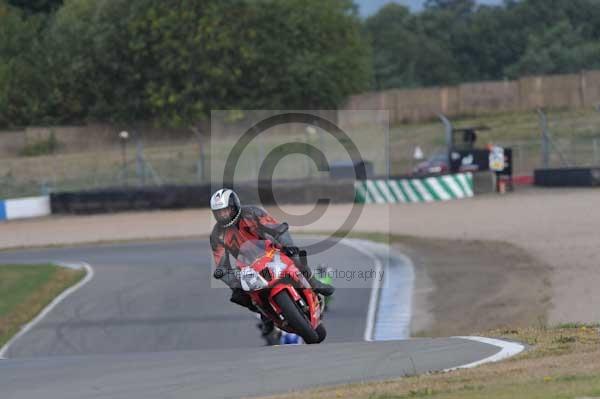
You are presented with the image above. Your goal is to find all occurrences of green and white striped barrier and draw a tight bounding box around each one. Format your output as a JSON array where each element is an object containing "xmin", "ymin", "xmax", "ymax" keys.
[{"xmin": 355, "ymin": 173, "xmax": 474, "ymax": 204}]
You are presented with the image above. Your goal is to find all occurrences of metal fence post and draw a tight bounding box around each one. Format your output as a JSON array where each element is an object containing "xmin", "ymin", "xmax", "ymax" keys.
[
  {"xmin": 385, "ymin": 126, "xmax": 391, "ymax": 177},
  {"xmin": 538, "ymin": 109, "xmax": 550, "ymax": 168},
  {"xmin": 192, "ymin": 126, "xmax": 207, "ymax": 183},
  {"xmin": 516, "ymin": 143, "xmax": 523, "ymax": 175},
  {"xmin": 135, "ymin": 136, "xmax": 146, "ymax": 186},
  {"xmin": 537, "ymin": 109, "xmax": 571, "ymax": 167}
]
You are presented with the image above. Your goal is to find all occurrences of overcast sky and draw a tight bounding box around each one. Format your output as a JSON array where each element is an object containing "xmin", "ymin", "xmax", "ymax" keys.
[{"xmin": 357, "ymin": 0, "xmax": 503, "ymax": 16}]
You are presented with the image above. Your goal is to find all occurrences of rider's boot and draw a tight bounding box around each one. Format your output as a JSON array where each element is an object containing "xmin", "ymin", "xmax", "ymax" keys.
[
  {"xmin": 260, "ymin": 314, "xmax": 274, "ymax": 336},
  {"xmin": 230, "ymin": 288, "xmax": 258, "ymax": 312},
  {"xmin": 308, "ymin": 275, "xmax": 335, "ymax": 297}
]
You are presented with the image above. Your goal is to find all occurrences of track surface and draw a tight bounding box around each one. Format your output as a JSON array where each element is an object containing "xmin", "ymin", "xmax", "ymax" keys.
[
  {"xmin": 1, "ymin": 338, "xmax": 501, "ymax": 399},
  {"xmin": 0, "ymin": 238, "xmax": 513, "ymax": 399},
  {"xmin": 0, "ymin": 238, "xmax": 374, "ymax": 358}
]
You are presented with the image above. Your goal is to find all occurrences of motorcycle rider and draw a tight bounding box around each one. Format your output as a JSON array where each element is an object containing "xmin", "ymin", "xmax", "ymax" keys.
[{"xmin": 210, "ymin": 188, "xmax": 334, "ymax": 335}]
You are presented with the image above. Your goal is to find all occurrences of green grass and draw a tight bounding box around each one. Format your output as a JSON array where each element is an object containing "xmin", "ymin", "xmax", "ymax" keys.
[
  {"xmin": 0, "ymin": 264, "xmax": 85, "ymax": 347},
  {"xmin": 0, "ymin": 265, "xmax": 56, "ymax": 316}
]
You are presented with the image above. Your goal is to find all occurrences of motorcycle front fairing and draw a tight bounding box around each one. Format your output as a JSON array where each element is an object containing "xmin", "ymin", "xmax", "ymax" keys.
[{"xmin": 236, "ymin": 240, "xmax": 322, "ymax": 330}]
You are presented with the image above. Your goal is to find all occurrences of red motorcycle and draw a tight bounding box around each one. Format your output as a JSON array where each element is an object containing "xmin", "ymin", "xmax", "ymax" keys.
[{"xmin": 236, "ymin": 239, "xmax": 327, "ymax": 344}]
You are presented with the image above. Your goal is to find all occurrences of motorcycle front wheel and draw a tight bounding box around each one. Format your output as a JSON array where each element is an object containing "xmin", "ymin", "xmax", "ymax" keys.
[{"xmin": 273, "ymin": 291, "xmax": 320, "ymax": 344}]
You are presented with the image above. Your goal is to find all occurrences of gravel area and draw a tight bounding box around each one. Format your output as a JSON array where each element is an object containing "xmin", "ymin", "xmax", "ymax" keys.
[{"xmin": 397, "ymin": 236, "xmax": 551, "ymax": 336}]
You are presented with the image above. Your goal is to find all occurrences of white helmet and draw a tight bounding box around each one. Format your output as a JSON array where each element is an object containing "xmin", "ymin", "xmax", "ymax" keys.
[{"xmin": 210, "ymin": 188, "xmax": 241, "ymax": 227}]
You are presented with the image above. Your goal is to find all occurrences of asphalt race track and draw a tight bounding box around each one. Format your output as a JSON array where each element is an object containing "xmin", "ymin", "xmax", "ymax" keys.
[
  {"xmin": 0, "ymin": 237, "xmax": 519, "ymax": 398},
  {"xmin": 0, "ymin": 238, "xmax": 375, "ymax": 358},
  {"xmin": 1, "ymin": 339, "xmax": 501, "ymax": 399}
]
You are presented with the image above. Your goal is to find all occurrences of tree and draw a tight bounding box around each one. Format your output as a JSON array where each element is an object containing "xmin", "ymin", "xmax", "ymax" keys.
[
  {"xmin": 448, "ymin": 4, "xmax": 526, "ymax": 81},
  {"xmin": 6, "ymin": 0, "xmax": 62, "ymax": 14},
  {"xmin": 241, "ymin": 0, "xmax": 371, "ymax": 109},
  {"xmin": 41, "ymin": 0, "xmax": 136, "ymax": 123},
  {"xmin": 365, "ymin": 3, "xmax": 460, "ymax": 89},
  {"xmin": 505, "ymin": 20, "xmax": 600, "ymax": 77},
  {"xmin": 43, "ymin": 0, "xmax": 371, "ymax": 126},
  {"xmin": 424, "ymin": 0, "xmax": 476, "ymax": 14},
  {"xmin": 0, "ymin": 3, "xmax": 49, "ymax": 126}
]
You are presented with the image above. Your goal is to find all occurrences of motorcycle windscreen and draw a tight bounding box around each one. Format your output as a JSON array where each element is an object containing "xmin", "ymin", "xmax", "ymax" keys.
[{"xmin": 237, "ymin": 240, "xmax": 269, "ymax": 266}]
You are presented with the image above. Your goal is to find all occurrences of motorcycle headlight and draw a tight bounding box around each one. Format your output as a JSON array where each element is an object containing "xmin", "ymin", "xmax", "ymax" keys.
[{"xmin": 240, "ymin": 267, "xmax": 269, "ymax": 292}]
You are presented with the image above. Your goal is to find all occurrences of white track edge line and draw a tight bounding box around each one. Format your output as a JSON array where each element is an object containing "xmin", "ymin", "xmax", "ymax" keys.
[
  {"xmin": 443, "ymin": 336, "xmax": 525, "ymax": 371},
  {"xmin": 0, "ymin": 261, "xmax": 94, "ymax": 359}
]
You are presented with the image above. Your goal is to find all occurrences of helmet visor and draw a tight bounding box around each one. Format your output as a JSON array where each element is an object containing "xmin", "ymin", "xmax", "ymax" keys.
[{"xmin": 213, "ymin": 207, "xmax": 233, "ymax": 224}]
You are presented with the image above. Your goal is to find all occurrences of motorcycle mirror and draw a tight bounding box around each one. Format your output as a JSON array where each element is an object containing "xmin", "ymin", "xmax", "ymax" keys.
[{"xmin": 267, "ymin": 223, "xmax": 289, "ymax": 238}]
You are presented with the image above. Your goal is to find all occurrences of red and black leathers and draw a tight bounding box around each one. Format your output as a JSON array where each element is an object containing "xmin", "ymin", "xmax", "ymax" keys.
[{"xmin": 210, "ymin": 205, "xmax": 294, "ymax": 289}]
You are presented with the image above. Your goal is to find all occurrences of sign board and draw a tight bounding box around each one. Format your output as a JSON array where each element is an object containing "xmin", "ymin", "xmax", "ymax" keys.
[
  {"xmin": 489, "ymin": 146, "xmax": 505, "ymax": 171},
  {"xmin": 449, "ymin": 148, "xmax": 513, "ymax": 175}
]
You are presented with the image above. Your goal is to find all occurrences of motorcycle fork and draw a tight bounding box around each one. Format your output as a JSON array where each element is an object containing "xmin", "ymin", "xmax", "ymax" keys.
[{"xmin": 255, "ymin": 291, "xmax": 286, "ymax": 323}]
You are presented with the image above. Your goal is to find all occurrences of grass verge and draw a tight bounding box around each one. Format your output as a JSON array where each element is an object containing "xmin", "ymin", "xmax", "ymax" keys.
[
  {"xmin": 265, "ymin": 325, "xmax": 600, "ymax": 399},
  {"xmin": 0, "ymin": 264, "xmax": 86, "ymax": 348}
]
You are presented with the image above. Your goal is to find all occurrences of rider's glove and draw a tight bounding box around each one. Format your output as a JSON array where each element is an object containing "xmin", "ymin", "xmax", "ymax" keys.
[{"xmin": 283, "ymin": 246, "xmax": 299, "ymax": 257}]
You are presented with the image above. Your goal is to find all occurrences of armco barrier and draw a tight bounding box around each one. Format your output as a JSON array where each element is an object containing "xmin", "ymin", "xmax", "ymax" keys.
[
  {"xmin": 50, "ymin": 185, "xmax": 213, "ymax": 214},
  {"xmin": 50, "ymin": 180, "xmax": 356, "ymax": 215},
  {"xmin": 17, "ymin": 173, "xmax": 481, "ymax": 218},
  {"xmin": 52, "ymin": 174, "xmax": 478, "ymax": 215},
  {"xmin": 534, "ymin": 167, "xmax": 600, "ymax": 187},
  {"xmin": 0, "ymin": 196, "xmax": 51, "ymax": 221},
  {"xmin": 355, "ymin": 173, "xmax": 474, "ymax": 204}
]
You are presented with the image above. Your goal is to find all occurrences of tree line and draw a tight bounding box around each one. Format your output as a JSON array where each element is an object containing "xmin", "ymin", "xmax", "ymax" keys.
[
  {"xmin": 2, "ymin": 0, "xmax": 600, "ymax": 128},
  {"xmin": 367, "ymin": 0, "xmax": 600, "ymax": 89},
  {"xmin": 0, "ymin": 0, "xmax": 370, "ymax": 127}
]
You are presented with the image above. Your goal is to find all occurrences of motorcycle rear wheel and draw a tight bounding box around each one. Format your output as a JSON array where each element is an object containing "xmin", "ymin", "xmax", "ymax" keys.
[{"xmin": 274, "ymin": 291, "xmax": 320, "ymax": 344}]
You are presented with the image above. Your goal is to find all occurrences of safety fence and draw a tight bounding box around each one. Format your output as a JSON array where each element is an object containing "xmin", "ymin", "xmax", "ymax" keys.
[{"xmin": 354, "ymin": 173, "xmax": 474, "ymax": 204}]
